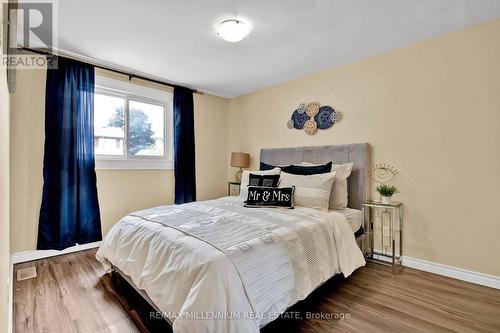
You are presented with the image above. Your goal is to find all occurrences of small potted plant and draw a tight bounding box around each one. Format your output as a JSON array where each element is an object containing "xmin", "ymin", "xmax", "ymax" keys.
[{"xmin": 376, "ymin": 184, "xmax": 398, "ymax": 204}]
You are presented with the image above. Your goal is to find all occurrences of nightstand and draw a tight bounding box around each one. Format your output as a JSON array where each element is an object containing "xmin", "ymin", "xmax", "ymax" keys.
[
  {"xmin": 228, "ymin": 182, "xmax": 241, "ymax": 196},
  {"xmin": 362, "ymin": 200, "xmax": 403, "ymax": 273}
]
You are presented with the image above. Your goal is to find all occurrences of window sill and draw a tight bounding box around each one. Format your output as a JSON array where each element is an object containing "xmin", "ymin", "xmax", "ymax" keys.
[{"xmin": 95, "ymin": 158, "xmax": 173, "ymax": 170}]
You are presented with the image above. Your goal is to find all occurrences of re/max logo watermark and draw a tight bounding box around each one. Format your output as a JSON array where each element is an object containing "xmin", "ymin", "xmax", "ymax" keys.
[{"xmin": 1, "ymin": 1, "xmax": 58, "ymax": 69}]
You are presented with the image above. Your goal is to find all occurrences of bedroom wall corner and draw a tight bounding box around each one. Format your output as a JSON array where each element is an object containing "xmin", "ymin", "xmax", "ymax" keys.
[
  {"xmin": 226, "ymin": 19, "xmax": 500, "ymax": 277},
  {"xmin": 194, "ymin": 92, "xmax": 230, "ymax": 201}
]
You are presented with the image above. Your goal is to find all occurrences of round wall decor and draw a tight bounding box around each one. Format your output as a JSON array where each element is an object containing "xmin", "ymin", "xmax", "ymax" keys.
[
  {"xmin": 291, "ymin": 109, "xmax": 311, "ymax": 129},
  {"xmin": 306, "ymin": 102, "xmax": 320, "ymax": 117},
  {"xmin": 304, "ymin": 119, "xmax": 318, "ymax": 135},
  {"xmin": 287, "ymin": 102, "xmax": 342, "ymax": 135}
]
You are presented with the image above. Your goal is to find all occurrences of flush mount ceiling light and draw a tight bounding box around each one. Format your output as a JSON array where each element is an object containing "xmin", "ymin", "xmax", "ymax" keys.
[{"xmin": 217, "ymin": 20, "xmax": 251, "ymax": 42}]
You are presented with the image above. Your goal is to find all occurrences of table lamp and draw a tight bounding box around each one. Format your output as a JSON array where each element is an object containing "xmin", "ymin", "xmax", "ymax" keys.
[{"xmin": 231, "ymin": 152, "xmax": 250, "ymax": 182}]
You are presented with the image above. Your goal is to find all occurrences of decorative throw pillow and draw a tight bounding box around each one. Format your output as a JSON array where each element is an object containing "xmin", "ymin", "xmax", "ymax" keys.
[
  {"xmin": 245, "ymin": 186, "xmax": 295, "ymax": 209},
  {"xmin": 260, "ymin": 161, "xmax": 332, "ymax": 175},
  {"xmin": 260, "ymin": 161, "xmax": 285, "ymax": 171},
  {"xmin": 248, "ymin": 174, "xmax": 281, "ymax": 188},
  {"xmin": 278, "ymin": 171, "xmax": 336, "ymax": 211},
  {"xmin": 329, "ymin": 163, "xmax": 354, "ymax": 209},
  {"xmin": 239, "ymin": 167, "xmax": 281, "ymax": 199},
  {"xmin": 284, "ymin": 161, "xmax": 332, "ymax": 175},
  {"xmin": 300, "ymin": 162, "xmax": 354, "ymax": 209}
]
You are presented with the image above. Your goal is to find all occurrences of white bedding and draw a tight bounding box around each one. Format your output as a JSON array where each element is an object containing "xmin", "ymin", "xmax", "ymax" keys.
[
  {"xmin": 96, "ymin": 196, "xmax": 365, "ymax": 333},
  {"xmin": 335, "ymin": 208, "xmax": 363, "ymax": 233}
]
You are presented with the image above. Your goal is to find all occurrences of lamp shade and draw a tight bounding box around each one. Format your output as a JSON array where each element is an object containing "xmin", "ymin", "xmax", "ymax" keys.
[{"xmin": 231, "ymin": 152, "xmax": 250, "ymax": 168}]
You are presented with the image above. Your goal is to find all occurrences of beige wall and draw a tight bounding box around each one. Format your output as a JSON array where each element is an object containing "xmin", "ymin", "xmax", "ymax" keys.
[
  {"xmin": 10, "ymin": 68, "xmax": 229, "ymax": 252},
  {"xmin": 95, "ymin": 170, "xmax": 173, "ymax": 236},
  {"xmin": 227, "ymin": 19, "xmax": 500, "ymax": 276},
  {"xmin": 8, "ymin": 18, "xmax": 500, "ymax": 279},
  {"xmin": 0, "ymin": 84, "xmax": 9, "ymax": 333},
  {"xmin": 9, "ymin": 67, "xmax": 44, "ymax": 253},
  {"xmin": 0, "ymin": 2, "xmax": 11, "ymax": 330}
]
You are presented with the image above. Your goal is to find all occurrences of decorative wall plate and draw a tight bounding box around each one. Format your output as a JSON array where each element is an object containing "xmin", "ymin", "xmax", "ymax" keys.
[
  {"xmin": 306, "ymin": 102, "xmax": 320, "ymax": 117},
  {"xmin": 297, "ymin": 103, "xmax": 307, "ymax": 114},
  {"xmin": 315, "ymin": 106, "xmax": 334, "ymax": 129},
  {"xmin": 291, "ymin": 109, "xmax": 311, "ymax": 129},
  {"xmin": 304, "ymin": 119, "xmax": 318, "ymax": 134}
]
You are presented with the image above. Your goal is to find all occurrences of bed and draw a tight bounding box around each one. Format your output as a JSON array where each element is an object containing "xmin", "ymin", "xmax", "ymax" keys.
[{"xmin": 96, "ymin": 143, "xmax": 370, "ymax": 333}]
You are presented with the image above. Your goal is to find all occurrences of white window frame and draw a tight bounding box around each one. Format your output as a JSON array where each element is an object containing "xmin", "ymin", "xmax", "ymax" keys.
[{"xmin": 94, "ymin": 76, "xmax": 173, "ymax": 170}]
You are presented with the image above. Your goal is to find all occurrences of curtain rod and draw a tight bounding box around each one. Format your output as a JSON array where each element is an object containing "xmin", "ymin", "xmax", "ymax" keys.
[{"xmin": 20, "ymin": 46, "xmax": 202, "ymax": 95}]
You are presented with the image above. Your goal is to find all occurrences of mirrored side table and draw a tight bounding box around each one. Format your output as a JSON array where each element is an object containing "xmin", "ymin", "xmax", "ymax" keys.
[
  {"xmin": 362, "ymin": 201, "xmax": 403, "ymax": 274},
  {"xmin": 228, "ymin": 182, "xmax": 241, "ymax": 196}
]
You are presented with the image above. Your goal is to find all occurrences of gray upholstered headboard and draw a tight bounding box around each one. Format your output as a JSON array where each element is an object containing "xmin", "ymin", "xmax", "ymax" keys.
[{"xmin": 260, "ymin": 143, "xmax": 370, "ymax": 210}]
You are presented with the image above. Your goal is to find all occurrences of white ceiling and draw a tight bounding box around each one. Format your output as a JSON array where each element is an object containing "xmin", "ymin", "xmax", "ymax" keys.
[{"xmin": 49, "ymin": 0, "xmax": 500, "ymax": 98}]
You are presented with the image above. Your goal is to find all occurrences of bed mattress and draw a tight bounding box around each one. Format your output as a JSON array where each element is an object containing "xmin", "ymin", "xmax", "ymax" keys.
[{"xmin": 334, "ymin": 208, "xmax": 363, "ymax": 234}]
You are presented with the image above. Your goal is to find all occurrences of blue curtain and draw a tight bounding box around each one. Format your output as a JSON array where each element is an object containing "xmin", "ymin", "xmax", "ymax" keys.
[
  {"xmin": 37, "ymin": 56, "xmax": 102, "ymax": 250},
  {"xmin": 173, "ymin": 87, "xmax": 196, "ymax": 204}
]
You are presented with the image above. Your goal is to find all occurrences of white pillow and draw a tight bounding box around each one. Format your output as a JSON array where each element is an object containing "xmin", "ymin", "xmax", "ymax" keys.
[
  {"xmin": 240, "ymin": 167, "xmax": 281, "ymax": 199},
  {"xmin": 299, "ymin": 161, "xmax": 354, "ymax": 209},
  {"xmin": 278, "ymin": 171, "xmax": 336, "ymax": 211},
  {"xmin": 329, "ymin": 163, "xmax": 354, "ymax": 209}
]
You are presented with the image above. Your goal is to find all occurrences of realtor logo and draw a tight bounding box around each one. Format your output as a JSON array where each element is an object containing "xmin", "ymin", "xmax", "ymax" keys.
[
  {"xmin": 2, "ymin": 1, "xmax": 58, "ymax": 68},
  {"xmin": 16, "ymin": 2, "xmax": 54, "ymax": 51}
]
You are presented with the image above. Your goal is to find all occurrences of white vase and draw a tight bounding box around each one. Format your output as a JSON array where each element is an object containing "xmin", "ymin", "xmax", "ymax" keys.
[{"xmin": 381, "ymin": 195, "xmax": 392, "ymax": 205}]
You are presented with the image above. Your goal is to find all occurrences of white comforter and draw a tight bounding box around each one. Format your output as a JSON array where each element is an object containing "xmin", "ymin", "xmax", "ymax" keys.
[{"xmin": 96, "ymin": 197, "xmax": 365, "ymax": 333}]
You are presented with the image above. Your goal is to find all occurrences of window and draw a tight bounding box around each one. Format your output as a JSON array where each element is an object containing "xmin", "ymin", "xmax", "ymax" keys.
[{"xmin": 94, "ymin": 76, "xmax": 173, "ymax": 169}]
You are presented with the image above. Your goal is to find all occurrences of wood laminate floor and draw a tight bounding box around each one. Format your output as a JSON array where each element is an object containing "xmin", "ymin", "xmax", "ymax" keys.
[{"xmin": 13, "ymin": 249, "xmax": 500, "ymax": 333}]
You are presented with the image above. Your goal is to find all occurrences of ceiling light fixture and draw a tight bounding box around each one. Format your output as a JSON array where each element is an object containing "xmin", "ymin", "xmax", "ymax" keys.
[{"xmin": 217, "ymin": 19, "xmax": 251, "ymax": 42}]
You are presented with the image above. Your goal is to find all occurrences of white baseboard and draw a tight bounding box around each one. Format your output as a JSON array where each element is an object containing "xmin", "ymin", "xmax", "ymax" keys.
[
  {"xmin": 371, "ymin": 253, "xmax": 397, "ymax": 263},
  {"xmin": 402, "ymin": 256, "xmax": 500, "ymax": 290},
  {"xmin": 11, "ymin": 241, "xmax": 102, "ymax": 265}
]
